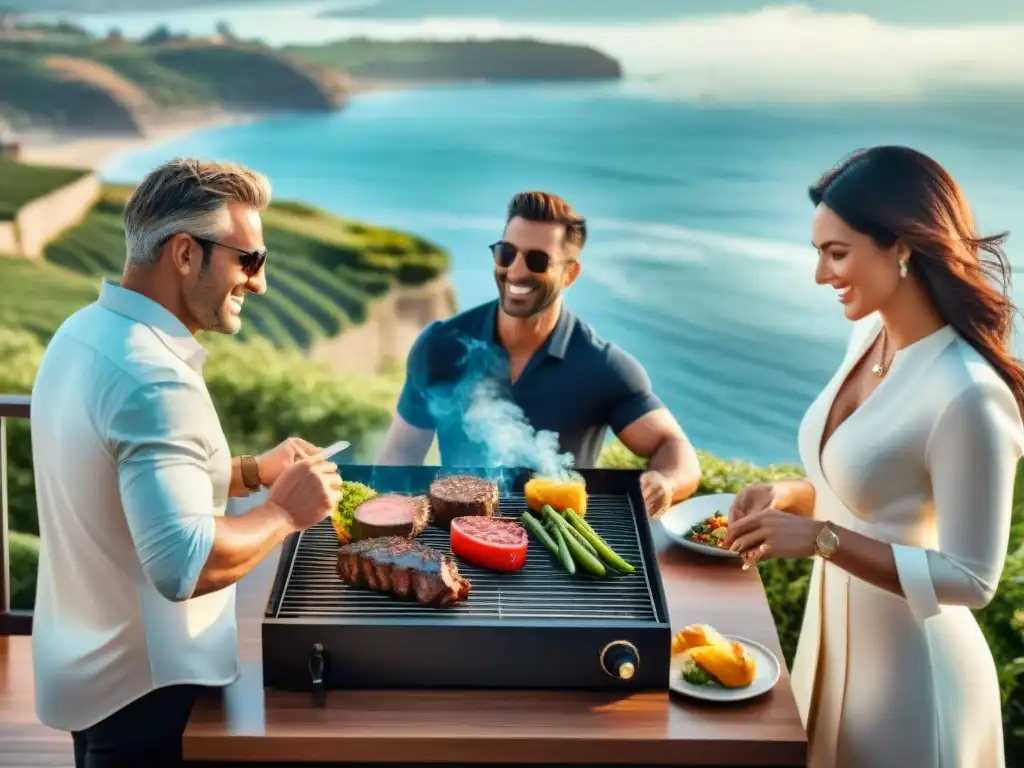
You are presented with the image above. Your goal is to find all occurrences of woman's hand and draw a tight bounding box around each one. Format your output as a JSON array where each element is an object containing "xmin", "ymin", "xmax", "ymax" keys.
[
  {"xmin": 728, "ymin": 482, "xmax": 781, "ymax": 524},
  {"xmin": 723, "ymin": 509, "xmax": 824, "ymax": 565}
]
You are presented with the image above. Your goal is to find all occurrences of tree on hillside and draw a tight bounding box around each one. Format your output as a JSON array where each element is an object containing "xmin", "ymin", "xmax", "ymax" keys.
[
  {"xmin": 215, "ymin": 20, "xmax": 236, "ymax": 41},
  {"xmin": 141, "ymin": 24, "xmax": 173, "ymax": 44}
]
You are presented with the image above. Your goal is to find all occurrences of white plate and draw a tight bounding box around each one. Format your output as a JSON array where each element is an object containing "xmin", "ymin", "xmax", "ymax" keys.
[
  {"xmin": 669, "ymin": 635, "xmax": 781, "ymax": 702},
  {"xmin": 659, "ymin": 493, "xmax": 738, "ymax": 558}
]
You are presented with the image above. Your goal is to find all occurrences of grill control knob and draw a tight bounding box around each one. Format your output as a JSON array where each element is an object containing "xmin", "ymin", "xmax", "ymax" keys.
[{"xmin": 600, "ymin": 640, "xmax": 640, "ymax": 681}]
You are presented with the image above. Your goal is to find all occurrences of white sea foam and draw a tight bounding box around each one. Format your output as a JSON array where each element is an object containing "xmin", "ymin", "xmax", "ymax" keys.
[{"xmin": 365, "ymin": 207, "xmax": 811, "ymax": 264}]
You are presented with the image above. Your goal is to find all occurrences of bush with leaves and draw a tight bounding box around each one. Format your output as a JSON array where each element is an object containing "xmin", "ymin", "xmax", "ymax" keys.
[
  {"xmin": 597, "ymin": 438, "xmax": 1024, "ymax": 759},
  {"xmin": 0, "ymin": 323, "xmax": 400, "ymax": 551}
]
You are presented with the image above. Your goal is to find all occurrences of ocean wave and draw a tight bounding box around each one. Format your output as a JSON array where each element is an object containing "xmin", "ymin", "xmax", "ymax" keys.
[{"xmin": 366, "ymin": 206, "xmax": 810, "ymax": 263}]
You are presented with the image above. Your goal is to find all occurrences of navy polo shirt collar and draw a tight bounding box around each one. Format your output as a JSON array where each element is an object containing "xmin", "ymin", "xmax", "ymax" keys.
[{"xmin": 480, "ymin": 300, "xmax": 576, "ymax": 360}]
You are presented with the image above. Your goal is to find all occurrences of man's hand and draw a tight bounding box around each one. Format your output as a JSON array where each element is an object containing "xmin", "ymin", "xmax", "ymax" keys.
[
  {"xmin": 267, "ymin": 453, "xmax": 343, "ymax": 531},
  {"xmin": 257, "ymin": 436, "xmax": 320, "ymax": 487},
  {"xmin": 640, "ymin": 469, "xmax": 675, "ymax": 520}
]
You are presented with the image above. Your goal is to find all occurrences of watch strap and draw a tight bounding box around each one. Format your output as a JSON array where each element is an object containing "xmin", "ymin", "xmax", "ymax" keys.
[{"xmin": 240, "ymin": 455, "xmax": 262, "ymax": 493}]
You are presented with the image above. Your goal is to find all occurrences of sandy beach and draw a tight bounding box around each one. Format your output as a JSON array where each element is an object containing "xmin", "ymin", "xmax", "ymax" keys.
[
  {"xmin": 16, "ymin": 109, "xmax": 260, "ymax": 171},
  {"xmin": 13, "ymin": 80, "xmax": 435, "ymax": 173}
]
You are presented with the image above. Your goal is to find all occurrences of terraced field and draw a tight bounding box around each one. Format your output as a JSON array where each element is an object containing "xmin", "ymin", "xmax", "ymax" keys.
[
  {"xmin": 0, "ymin": 256, "xmax": 100, "ymax": 338},
  {"xmin": 0, "ymin": 157, "xmax": 91, "ymax": 220},
  {"xmin": 3, "ymin": 185, "xmax": 449, "ymax": 348}
]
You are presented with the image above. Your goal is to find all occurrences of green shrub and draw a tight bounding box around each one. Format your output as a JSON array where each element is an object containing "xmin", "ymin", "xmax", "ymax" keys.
[
  {"xmin": 9, "ymin": 531, "xmax": 39, "ymax": 611},
  {"xmin": 0, "ymin": 323, "xmax": 399, "ymax": 544},
  {"xmin": 597, "ymin": 438, "xmax": 1024, "ymax": 760}
]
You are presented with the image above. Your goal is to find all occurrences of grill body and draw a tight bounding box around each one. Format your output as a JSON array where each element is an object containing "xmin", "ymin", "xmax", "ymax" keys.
[{"xmin": 262, "ymin": 466, "xmax": 673, "ymax": 692}]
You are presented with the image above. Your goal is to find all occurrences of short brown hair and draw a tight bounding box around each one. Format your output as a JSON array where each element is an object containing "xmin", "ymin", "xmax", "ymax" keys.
[
  {"xmin": 507, "ymin": 191, "xmax": 587, "ymax": 249},
  {"xmin": 123, "ymin": 157, "xmax": 272, "ymax": 267}
]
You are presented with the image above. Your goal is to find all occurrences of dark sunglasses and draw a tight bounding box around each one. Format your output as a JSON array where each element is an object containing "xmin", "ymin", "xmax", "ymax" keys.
[
  {"xmin": 489, "ymin": 241, "xmax": 559, "ymax": 273},
  {"xmin": 191, "ymin": 235, "xmax": 268, "ymax": 277}
]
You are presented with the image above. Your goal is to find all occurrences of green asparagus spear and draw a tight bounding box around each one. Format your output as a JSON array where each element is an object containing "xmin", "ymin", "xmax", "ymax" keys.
[
  {"xmin": 550, "ymin": 523, "xmax": 576, "ymax": 575},
  {"xmin": 564, "ymin": 508, "xmax": 635, "ymax": 574},
  {"xmin": 520, "ymin": 512, "xmax": 558, "ymax": 555},
  {"xmin": 543, "ymin": 506, "xmax": 606, "ymax": 577}
]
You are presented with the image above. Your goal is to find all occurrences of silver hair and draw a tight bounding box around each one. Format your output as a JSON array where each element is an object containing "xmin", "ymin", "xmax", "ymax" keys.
[{"xmin": 123, "ymin": 157, "xmax": 271, "ymax": 268}]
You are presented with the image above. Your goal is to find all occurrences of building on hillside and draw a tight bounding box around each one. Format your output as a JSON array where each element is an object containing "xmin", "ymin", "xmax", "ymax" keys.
[{"xmin": 0, "ymin": 120, "xmax": 21, "ymax": 160}]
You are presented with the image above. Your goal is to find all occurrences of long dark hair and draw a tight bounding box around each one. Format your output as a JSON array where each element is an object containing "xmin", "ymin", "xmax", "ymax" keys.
[{"xmin": 810, "ymin": 145, "xmax": 1024, "ymax": 415}]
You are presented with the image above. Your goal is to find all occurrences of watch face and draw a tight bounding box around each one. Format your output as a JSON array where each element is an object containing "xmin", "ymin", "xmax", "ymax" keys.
[
  {"xmin": 818, "ymin": 527, "xmax": 839, "ymax": 556},
  {"xmin": 819, "ymin": 528, "xmax": 835, "ymax": 552}
]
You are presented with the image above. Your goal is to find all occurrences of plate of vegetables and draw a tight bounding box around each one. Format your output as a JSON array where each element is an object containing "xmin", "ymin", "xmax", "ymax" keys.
[{"xmin": 659, "ymin": 493, "xmax": 739, "ymax": 558}]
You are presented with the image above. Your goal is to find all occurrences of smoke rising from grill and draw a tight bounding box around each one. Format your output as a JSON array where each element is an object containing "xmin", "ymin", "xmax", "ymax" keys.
[{"xmin": 423, "ymin": 334, "xmax": 575, "ymax": 479}]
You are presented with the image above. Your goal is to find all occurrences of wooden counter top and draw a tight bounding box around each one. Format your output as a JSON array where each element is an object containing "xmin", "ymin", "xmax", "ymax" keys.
[{"xmin": 183, "ymin": 503, "xmax": 808, "ymax": 766}]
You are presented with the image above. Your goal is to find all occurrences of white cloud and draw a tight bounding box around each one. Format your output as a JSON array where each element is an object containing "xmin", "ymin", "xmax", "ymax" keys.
[{"xmin": 43, "ymin": 2, "xmax": 1024, "ymax": 103}]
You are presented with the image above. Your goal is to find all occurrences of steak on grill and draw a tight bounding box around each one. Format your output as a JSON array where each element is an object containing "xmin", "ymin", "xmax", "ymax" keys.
[
  {"xmin": 427, "ymin": 474, "xmax": 499, "ymax": 529},
  {"xmin": 336, "ymin": 536, "xmax": 471, "ymax": 606},
  {"xmin": 351, "ymin": 494, "xmax": 430, "ymax": 541}
]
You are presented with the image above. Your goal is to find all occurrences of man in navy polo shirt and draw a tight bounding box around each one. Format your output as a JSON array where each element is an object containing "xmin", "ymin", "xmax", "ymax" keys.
[{"xmin": 377, "ymin": 191, "xmax": 700, "ymax": 518}]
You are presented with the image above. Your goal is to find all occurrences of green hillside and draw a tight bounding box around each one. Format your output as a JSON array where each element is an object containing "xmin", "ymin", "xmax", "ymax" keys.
[
  {"xmin": 0, "ymin": 21, "xmax": 623, "ymax": 134},
  {"xmin": 285, "ymin": 38, "xmax": 623, "ymax": 82},
  {"xmin": 0, "ymin": 34, "xmax": 349, "ymax": 134},
  {"xmin": 2, "ymin": 184, "xmax": 448, "ymax": 348}
]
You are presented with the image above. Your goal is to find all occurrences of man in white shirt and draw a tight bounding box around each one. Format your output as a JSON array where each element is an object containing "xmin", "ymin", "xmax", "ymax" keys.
[{"xmin": 29, "ymin": 158, "xmax": 343, "ymax": 768}]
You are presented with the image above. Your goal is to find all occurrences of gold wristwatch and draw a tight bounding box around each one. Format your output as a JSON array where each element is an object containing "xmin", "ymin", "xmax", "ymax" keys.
[
  {"xmin": 239, "ymin": 455, "xmax": 263, "ymax": 495},
  {"xmin": 814, "ymin": 521, "xmax": 840, "ymax": 559}
]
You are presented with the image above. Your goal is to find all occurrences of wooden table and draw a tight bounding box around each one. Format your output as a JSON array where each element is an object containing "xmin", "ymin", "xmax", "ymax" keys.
[
  {"xmin": 182, "ymin": 512, "xmax": 808, "ymax": 767},
  {"xmin": 0, "ymin": 502, "xmax": 808, "ymax": 768}
]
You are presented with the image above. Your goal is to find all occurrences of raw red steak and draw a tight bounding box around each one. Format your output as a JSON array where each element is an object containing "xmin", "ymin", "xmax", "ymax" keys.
[{"xmin": 450, "ymin": 516, "xmax": 528, "ymax": 572}]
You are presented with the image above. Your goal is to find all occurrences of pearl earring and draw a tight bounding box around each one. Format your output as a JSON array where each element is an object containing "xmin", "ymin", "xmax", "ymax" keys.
[{"xmin": 898, "ymin": 259, "xmax": 908, "ymax": 278}]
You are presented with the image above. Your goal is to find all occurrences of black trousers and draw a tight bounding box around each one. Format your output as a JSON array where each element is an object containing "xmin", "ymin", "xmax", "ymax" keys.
[{"xmin": 71, "ymin": 684, "xmax": 206, "ymax": 768}]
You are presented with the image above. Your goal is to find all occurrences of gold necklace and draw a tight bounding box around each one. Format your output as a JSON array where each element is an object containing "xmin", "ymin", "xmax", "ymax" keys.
[{"xmin": 871, "ymin": 328, "xmax": 890, "ymax": 377}]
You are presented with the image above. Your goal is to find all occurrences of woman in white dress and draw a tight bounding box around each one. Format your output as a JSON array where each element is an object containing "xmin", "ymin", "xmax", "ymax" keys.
[{"xmin": 724, "ymin": 145, "xmax": 1024, "ymax": 767}]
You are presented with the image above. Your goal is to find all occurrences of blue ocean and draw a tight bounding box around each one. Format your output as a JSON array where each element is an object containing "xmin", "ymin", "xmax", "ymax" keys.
[{"xmin": 53, "ymin": 2, "xmax": 1024, "ymax": 466}]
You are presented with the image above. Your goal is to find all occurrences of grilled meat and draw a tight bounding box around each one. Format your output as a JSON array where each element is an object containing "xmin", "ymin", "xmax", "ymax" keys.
[
  {"xmin": 336, "ymin": 536, "xmax": 471, "ymax": 605},
  {"xmin": 351, "ymin": 494, "xmax": 430, "ymax": 541},
  {"xmin": 427, "ymin": 474, "xmax": 499, "ymax": 529}
]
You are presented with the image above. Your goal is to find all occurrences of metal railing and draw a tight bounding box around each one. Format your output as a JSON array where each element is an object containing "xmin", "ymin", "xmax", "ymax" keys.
[{"xmin": 0, "ymin": 394, "xmax": 31, "ymax": 636}]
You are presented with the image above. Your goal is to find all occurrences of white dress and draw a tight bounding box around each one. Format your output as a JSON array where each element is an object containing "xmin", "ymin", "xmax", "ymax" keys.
[{"xmin": 791, "ymin": 312, "xmax": 1024, "ymax": 768}]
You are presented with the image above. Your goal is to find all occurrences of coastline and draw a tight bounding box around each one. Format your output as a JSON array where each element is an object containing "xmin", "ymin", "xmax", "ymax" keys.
[
  {"xmin": 16, "ymin": 108, "xmax": 262, "ymax": 171},
  {"xmin": 14, "ymin": 79, "xmax": 455, "ymax": 172}
]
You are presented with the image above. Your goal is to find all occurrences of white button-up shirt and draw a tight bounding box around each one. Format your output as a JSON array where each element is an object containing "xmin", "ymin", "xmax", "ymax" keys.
[{"xmin": 30, "ymin": 279, "xmax": 239, "ymax": 732}]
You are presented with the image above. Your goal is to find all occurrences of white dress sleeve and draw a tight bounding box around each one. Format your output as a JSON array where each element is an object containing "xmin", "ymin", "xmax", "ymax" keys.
[{"xmin": 892, "ymin": 382, "xmax": 1024, "ymax": 623}]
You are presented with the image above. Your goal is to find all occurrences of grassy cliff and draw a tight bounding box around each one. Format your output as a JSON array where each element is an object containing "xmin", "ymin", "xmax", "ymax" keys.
[
  {"xmin": 0, "ymin": 21, "xmax": 623, "ymax": 134},
  {"xmin": 0, "ymin": 34, "xmax": 350, "ymax": 134},
  {"xmin": 285, "ymin": 38, "xmax": 623, "ymax": 82}
]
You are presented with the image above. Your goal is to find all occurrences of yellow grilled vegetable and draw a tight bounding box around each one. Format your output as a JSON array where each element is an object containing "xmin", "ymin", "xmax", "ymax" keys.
[
  {"xmin": 524, "ymin": 474, "xmax": 587, "ymax": 517},
  {"xmin": 671, "ymin": 623, "xmax": 729, "ymax": 654},
  {"xmin": 688, "ymin": 641, "xmax": 757, "ymax": 688}
]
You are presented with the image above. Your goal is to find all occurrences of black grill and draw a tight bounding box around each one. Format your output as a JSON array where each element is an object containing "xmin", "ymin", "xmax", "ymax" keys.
[{"xmin": 262, "ymin": 466, "xmax": 672, "ymax": 695}]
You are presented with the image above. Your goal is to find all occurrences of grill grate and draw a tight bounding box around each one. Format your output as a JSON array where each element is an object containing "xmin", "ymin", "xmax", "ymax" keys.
[{"xmin": 274, "ymin": 493, "xmax": 659, "ymax": 622}]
